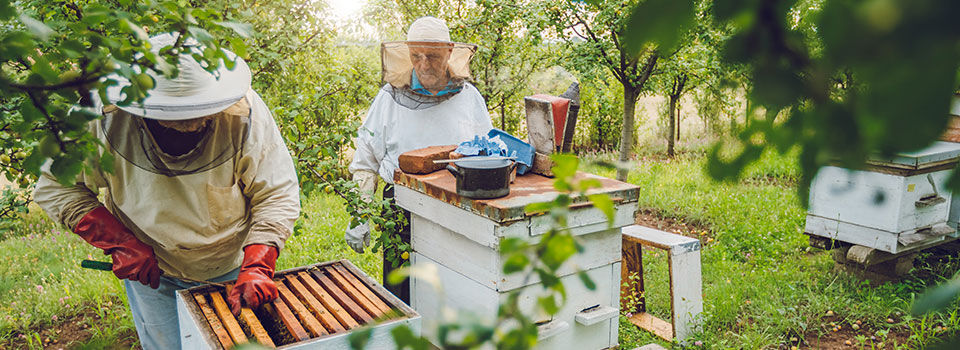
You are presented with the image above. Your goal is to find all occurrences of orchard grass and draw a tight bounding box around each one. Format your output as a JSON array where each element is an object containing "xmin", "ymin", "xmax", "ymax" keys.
[{"xmin": 2, "ymin": 149, "xmax": 960, "ymax": 348}]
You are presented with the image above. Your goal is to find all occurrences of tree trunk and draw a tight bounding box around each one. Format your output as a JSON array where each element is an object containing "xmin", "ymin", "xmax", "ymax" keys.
[
  {"xmin": 617, "ymin": 87, "xmax": 639, "ymax": 181},
  {"xmin": 676, "ymin": 103, "xmax": 681, "ymax": 142},
  {"xmin": 500, "ymin": 102, "xmax": 506, "ymax": 131},
  {"xmin": 668, "ymin": 95, "xmax": 677, "ymax": 157}
]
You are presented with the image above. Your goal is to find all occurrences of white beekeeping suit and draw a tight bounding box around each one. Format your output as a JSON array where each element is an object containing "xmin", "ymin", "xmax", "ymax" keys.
[{"xmin": 345, "ymin": 16, "xmax": 493, "ymax": 253}]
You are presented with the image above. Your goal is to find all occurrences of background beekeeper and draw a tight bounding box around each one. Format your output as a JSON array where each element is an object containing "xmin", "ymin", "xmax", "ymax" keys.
[
  {"xmin": 33, "ymin": 33, "xmax": 300, "ymax": 349},
  {"xmin": 346, "ymin": 16, "xmax": 493, "ymax": 302}
]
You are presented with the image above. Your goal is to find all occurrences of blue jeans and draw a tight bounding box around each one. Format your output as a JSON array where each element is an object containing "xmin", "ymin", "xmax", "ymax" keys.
[{"xmin": 124, "ymin": 268, "xmax": 240, "ymax": 350}]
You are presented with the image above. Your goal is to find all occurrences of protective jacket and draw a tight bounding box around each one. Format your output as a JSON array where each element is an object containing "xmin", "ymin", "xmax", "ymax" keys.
[
  {"xmin": 34, "ymin": 90, "xmax": 301, "ymax": 280},
  {"xmin": 349, "ymin": 83, "xmax": 493, "ymax": 183}
]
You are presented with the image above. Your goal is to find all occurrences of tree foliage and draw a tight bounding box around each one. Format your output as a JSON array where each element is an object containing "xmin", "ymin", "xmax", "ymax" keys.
[
  {"xmin": 0, "ymin": 0, "xmax": 252, "ymax": 230},
  {"xmin": 547, "ymin": 0, "xmax": 660, "ymax": 181}
]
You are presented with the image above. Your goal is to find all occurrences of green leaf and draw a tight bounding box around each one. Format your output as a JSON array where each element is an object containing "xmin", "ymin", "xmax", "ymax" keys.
[
  {"xmin": 386, "ymin": 266, "xmax": 409, "ymax": 285},
  {"xmin": 623, "ymin": 0, "xmax": 696, "ymax": 54},
  {"xmin": 524, "ymin": 201, "xmax": 553, "ymax": 215},
  {"xmin": 187, "ymin": 26, "xmax": 214, "ymax": 43},
  {"xmin": 123, "ymin": 19, "xmax": 149, "ymax": 41},
  {"xmin": 19, "ymin": 15, "xmax": 54, "ymax": 41},
  {"xmin": 587, "ymin": 194, "xmax": 615, "ymax": 226},
  {"xmin": 99, "ymin": 151, "xmax": 116, "ymax": 174},
  {"xmin": 538, "ymin": 295, "xmax": 560, "ymax": 315},
  {"xmin": 216, "ymin": 21, "xmax": 254, "ymax": 38},
  {"xmin": 19, "ymin": 99, "xmax": 42, "ymax": 123},
  {"xmin": 228, "ymin": 37, "xmax": 247, "ymax": 58},
  {"xmin": 577, "ymin": 178, "xmax": 603, "ymax": 191},
  {"xmin": 502, "ymin": 253, "xmax": 529, "ymax": 274},
  {"xmin": 347, "ymin": 327, "xmax": 373, "ymax": 350},
  {"xmin": 0, "ymin": 0, "xmax": 16, "ymax": 21},
  {"xmin": 578, "ymin": 270, "xmax": 596, "ymax": 291},
  {"xmin": 50, "ymin": 155, "xmax": 82, "ymax": 186},
  {"xmin": 550, "ymin": 153, "xmax": 578, "ymax": 179},
  {"xmin": 542, "ymin": 233, "xmax": 576, "ymax": 270},
  {"xmin": 0, "ymin": 32, "xmax": 35, "ymax": 60},
  {"xmin": 499, "ymin": 237, "xmax": 527, "ymax": 255},
  {"xmin": 912, "ymin": 277, "xmax": 960, "ymax": 316},
  {"xmin": 390, "ymin": 326, "xmax": 430, "ymax": 350}
]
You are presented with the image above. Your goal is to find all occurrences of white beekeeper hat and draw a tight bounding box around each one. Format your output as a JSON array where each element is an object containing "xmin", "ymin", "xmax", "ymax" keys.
[
  {"xmin": 407, "ymin": 16, "xmax": 451, "ymax": 42},
  {"xmin": 104, "ymin": 33, "xmax": 252, "ymax": 121},
  {"xmin": 381, "ymin": 16, "xmax": 476, "ymax": 89}
]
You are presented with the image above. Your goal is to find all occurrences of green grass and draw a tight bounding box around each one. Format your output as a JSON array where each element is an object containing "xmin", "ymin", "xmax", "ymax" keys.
[
  {"xmin": 0, "ymin": 192, "xmax": 383, "ymax": 348},
  {"xmin": 587, "ymin": 148, "xmax": 960, "ymax": 349},
  {"xmin": 4, "ymin": 148, "xmax": 960, "ymax": 349}
]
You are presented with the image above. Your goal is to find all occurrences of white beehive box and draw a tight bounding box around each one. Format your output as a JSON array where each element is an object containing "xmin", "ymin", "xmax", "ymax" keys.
[
  {"xmin": 806, "ymin": 141, "xmax": 960, "ymax": 253},
  {"xmin": 394, "ymin": 170, "xmax": 639, "ymax": 350},
  {"xmin": 176, "ymin": 260, "xmax": 420, "ymax": 349}
]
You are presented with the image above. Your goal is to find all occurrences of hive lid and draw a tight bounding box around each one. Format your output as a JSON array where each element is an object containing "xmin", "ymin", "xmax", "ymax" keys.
[
  {"xmin": 872, "ymin": 141, "xmax": 960, "ymax": 168},
  {"xmin": 394, "ymin": 169, "xmax": 640, "ymax": 224}
]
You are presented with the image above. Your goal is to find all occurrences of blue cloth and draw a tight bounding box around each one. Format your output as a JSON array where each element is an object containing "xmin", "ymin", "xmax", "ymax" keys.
[
  {"xmin": 124, "ymin": 268, "xmax": 240, "ymax": 349},
  {"xmin": 487, "ymin": 128, "xmax": 535, "ymax": 175},
  {"xmin": 410, "ymin": 70, "xmax": 462, "ymax": 96},
  {"xmin": 455, "ymin": 135, "xmax": 510, "ymax": 157}
]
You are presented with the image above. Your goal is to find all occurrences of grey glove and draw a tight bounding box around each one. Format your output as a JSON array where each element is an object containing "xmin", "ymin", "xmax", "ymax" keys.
[{"xmin": 345, "ymin": 222, "xmax": 371, "ymax": 253}]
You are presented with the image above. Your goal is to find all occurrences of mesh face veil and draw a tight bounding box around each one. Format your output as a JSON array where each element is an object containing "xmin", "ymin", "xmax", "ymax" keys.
[
  {"xmin": 101, "ymin": 99, "xmax": 251, "ymax": 177},
  {"xmin": 380, "ymin": 41, "xmax": 477, "ymax": 110}
]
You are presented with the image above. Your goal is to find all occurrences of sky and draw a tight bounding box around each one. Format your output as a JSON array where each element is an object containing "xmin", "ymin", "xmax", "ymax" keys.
[{"xmin": 327, "ymin": 0, "xmax": 366, "ymax": 22}]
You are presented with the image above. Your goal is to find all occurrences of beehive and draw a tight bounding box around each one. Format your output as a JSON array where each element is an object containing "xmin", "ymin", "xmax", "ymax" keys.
[
  {"xmin": 176, "ymin": 260, "xmax": 420, "ymax": 349},
  {"xmin": 394, "ymin": 170, "xmax": 639, "ymax": 350}
]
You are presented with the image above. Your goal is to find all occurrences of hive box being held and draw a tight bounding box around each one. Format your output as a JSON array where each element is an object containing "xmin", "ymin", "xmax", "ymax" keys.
[{"xmin": 177, "ymin": 260, "xmax": 420, "ymax": 349}]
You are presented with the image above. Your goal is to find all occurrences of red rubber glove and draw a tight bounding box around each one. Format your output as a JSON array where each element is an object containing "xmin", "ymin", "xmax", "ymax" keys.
[
  {"xmin": 228, "ymin": 244, "xmax": 279, "ymax": 314},
  {"xmin": 74, "ymin": 206, "xmax": 161, "ymax": 289}
]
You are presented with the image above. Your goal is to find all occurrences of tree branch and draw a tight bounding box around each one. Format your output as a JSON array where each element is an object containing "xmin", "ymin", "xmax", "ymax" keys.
[{"xmin": 572, "ymin": 11, "xmax": 625, "ymax": 83}]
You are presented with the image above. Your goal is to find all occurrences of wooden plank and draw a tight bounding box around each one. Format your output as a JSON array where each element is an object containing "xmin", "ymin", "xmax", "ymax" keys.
[
  {"xmin": 332, "ymin": 264, "xmax": 392, "ymax": 315},
  {"xmin": 192, "ymin": 293, "xmax": 235, "ymax": 349},
  {"xmin": 297, "ymin": 271, "xmax": 360, "ymax": 329},
  {"xmin": 276, "ymin": 282, "xmax": 327, "ymax": 338},
  {"xmin": 271, "ymin": 294, "xmax": 311, "ymax": 342},
  {"xmin": 310, "ymin": 269, "xmax": 375, "ymax": 324},
  {"xmin": 238, "ymin": 308, "xmax": 274, "ymax": 348},
  {"xmin": 629, "ymin": 312, "xmax": 673, "ymax": 341},
  {"xmin": 224, "ymin": 284, "xmax": 275, "ymax": 348},
  {"xmin": 284, "ymin": 275, "xmax": 345, "ymax": 333},
  {"xmin": 620, "ymin": 237, "xmax": 644, "ymax": 313},
  {"xmin": 669, "ymin": 248, "xmax": 703, "ymax": 342},
  {"xmin": 323, "ymin": 266, "xmax": 383, "ymax": 318},
  {"xmin": 208, "ymin": 291, "xmax": 249, "ymax": 345}
]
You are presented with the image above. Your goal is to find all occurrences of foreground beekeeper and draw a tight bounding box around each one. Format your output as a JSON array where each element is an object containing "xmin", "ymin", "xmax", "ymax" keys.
[
  {"xmin": 34, "ymin": 33, "xmax": 300, "ymax": 349},
  {"xmin": 346, "ymin": 16, "xmax": 493, "ymax": 301}
]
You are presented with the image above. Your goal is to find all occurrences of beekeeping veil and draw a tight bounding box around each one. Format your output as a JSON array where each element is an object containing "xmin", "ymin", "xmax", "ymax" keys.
[
  {"xmin": 100, "ymin": 33, "xmax": 251, "ymax": 176},
  {"xmin": 381, "ymin": 16, "xmax": 477, "ymax": 110}
]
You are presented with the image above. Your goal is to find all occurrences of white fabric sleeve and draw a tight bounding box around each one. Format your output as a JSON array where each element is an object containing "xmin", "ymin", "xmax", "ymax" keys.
[
  {"xmin": 33, "ymin": 163, "xmax": 104, "ymax": 230},
  {"xmin": 348, "ymin": 88, "xmax": 390, "ymax": 177},
  {"xmin": 33, "ymin": 120, "xmax": 110, "ymax": 230},
  {"xmin": 237, "ymin": 91, "xmax": 302, "ymax": 252}
]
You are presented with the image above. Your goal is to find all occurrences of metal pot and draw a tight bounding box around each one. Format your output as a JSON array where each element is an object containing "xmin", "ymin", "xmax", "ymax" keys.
[{"xmin": 446, "ymin": 158, "xmax": 514, "ymax": 199}]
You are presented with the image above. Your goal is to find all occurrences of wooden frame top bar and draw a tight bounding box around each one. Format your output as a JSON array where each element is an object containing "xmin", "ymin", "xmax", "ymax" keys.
[{"xmin": 394, "ymin": 170, "xmax": 639, "ymax": 224}]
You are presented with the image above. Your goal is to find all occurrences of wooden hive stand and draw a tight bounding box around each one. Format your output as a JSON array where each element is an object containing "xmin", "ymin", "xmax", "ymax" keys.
[{"xmin": 621, "ymin": 225, "xmax": 703, "ymax": 342}]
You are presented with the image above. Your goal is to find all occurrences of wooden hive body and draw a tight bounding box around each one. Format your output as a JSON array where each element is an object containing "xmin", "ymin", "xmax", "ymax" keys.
[
  {"xmin": 176, "ymin": 260, "xmax": 420, "ymax": 349},
  {"xmin": 395, "ymin": 170, "xmax": 639, "ymax": 350}
]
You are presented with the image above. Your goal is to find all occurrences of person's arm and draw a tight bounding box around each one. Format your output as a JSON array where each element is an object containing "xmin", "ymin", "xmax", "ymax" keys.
[
  {"xmin": 343, "ymin": 89, "xmax": 392, "ymax": 253},
  {"xmin": 34, "ymin": 157, "xmax": 161, "ymax": 288},
  {"xmin": 229, "ymin": 92, "xmax": 300, "ymax": 313}
]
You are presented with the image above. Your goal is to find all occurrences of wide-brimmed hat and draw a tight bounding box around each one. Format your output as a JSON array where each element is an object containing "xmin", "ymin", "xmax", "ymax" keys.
[
  {"xmin": 381, "ymin": 16, "xmax": 476, "ymax": 89},
  {"xmin": 104, "ymin": 33, "xmax": 251, "ymax": 121}
]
